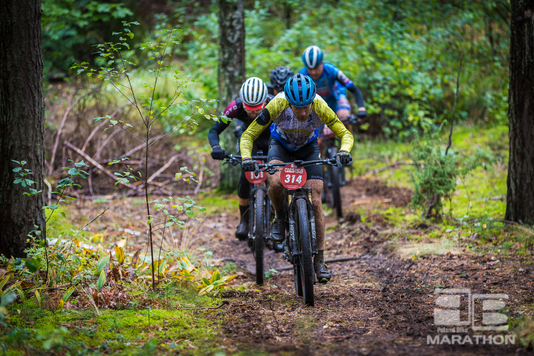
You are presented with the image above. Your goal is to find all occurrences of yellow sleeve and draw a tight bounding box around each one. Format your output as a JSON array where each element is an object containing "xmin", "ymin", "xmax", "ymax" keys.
[
  {"xmin": 240, "ymin": 96, "xmax": 289, "ymax": 159},
  {"xmin": 240, "ymin": 119, "xmax": 271, "ymax": 159},
  {"xmin": 312, "ymin": 99, "xmax": 354, "ymax": 153}
]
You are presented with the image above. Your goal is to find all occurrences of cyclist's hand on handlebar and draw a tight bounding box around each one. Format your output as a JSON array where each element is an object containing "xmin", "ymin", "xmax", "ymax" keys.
[
  {"xmin": 211, "ymin": 146, "xmax": 227, "ymax": 160},
  {"xmin": 241, "ymin": 158, "xmax": 257, "ymax": 172},
  {"xmin": 356, "ymin": 109, "xmax": 368, "ymax": 121},
  {"xmin": 336, "ymin": 150, "xmax": 353, "ymax": 166}
]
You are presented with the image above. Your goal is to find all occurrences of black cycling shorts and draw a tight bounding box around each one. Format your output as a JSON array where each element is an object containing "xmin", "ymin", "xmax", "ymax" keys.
[{"xmin": 267, "ymin": 137, "xmax": 323, "ymax": 181}]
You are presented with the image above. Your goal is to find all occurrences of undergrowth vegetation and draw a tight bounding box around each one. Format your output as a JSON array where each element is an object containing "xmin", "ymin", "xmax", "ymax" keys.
[{"xmin": 350, "ymin": 123, "xmax": 534, "ymax": 263}]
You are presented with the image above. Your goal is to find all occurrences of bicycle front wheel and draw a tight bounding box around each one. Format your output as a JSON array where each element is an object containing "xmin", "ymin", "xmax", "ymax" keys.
[
  {"xmin": 254, "ymin": 189, "xmax": 265, "ymax": 285},
  {"xmin": 296, "ymin": 198, "xmax": 314, "ymax": 306}
]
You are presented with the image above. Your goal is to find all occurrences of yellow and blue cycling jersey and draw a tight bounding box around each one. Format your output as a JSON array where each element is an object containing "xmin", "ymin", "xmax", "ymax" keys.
[{"xmin": 240, "ymin": 92, "xmax": 354, "ymax": 158}]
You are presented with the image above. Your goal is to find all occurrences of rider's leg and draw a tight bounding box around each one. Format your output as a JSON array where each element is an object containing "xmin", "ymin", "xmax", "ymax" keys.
[
  {"xmin": 305, "ymin": 178, "xmax": 330, "ymax": 283},
  {"xmin": 304, "ymin": 179, "xmax": 325, "ymax": 250},
  {"xmin": 318, "ymin": 136, "xmax": 326, "ymax": 160},
  {"xmin": 266, "ymin": 137, "xmax": 291, "ymax": 249},
  {"xmin": 267, "ymin": 160, "xmax": 285, "ymax": 215},
  {"xmin": 267, "ymin": 159, "xmax": 286, "ymax": 251},
  {"xmin": 235, "ymin": 172, "xmax": 251, "ymax": 241}
]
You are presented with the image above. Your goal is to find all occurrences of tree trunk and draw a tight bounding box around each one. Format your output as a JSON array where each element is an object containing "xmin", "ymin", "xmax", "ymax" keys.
[
  {"xmin": 0, "ymin": 0, "xmax": 46, "ymax": 257},
  {"xmin": 505, "ymin": 0, "xmax": 534, "ymax": 224},
  {"xmin": 217, "ymin": 0, "xmax": 246, "ymax": 193}
]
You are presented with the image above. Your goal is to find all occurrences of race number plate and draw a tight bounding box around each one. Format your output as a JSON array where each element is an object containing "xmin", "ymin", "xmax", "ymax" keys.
[
  {"xmin": 322, "ymin": 125, "xmax": 335, "ymax": 138},
  {"xmin": 280, "ymin": 163, "xmax": 307, "ymax": 189},
  {"xmin": 245, "ymin": 161, "xmax": 268, "ymax": 184}
]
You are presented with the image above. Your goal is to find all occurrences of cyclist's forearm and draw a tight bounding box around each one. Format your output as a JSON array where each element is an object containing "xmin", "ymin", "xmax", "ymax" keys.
[
  {"xmin": 240, "ymin": 120, "xmax": 268, "ymax": 158},
  {"xmin": 208, "ymin": 121, "xmax": 228, "ymax": 147},
  {"xmin": 347, "ymin": 85, "xmax": 365, "ymax": 108},
  {"xmin": 329, "ymin": 119, "xmax": 354, "ymax": 152}
]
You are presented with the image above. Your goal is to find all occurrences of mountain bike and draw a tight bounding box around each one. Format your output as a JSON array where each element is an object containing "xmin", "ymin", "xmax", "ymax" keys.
[
  {"xmin": 321, "ymin": 115, "xmax": 360, "ymax": 220},
  {"xmin": 257, "ymin": 157, "xmax": 343, "ymax": 306},
  {"xmin": 224, "ymin": 152, "xmax": 272, "ymax": 285}
]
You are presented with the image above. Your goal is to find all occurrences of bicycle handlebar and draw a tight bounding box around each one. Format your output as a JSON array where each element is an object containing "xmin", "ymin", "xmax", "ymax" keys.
[
  {"xmin": 222, "ymin": 153, "xmax": 269, "ymax": 166},
  {"xmin": 342, "ymin": 114, "xmax": 364, "ymax": 126},
  {"xmin": 256, "ymin": 158, "xmax": 343, "ymax": 175}
]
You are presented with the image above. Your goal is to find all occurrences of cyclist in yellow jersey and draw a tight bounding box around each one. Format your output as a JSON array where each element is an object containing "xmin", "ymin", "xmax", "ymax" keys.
[{"xmin": 241, "ymin": 74, "xmax": 353, "ymax": 283}]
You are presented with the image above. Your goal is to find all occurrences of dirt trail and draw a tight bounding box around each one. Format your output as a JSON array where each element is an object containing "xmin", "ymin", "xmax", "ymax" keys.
[
  {"xmin": 202, "ymin": 178, "xmax": 532, "ymax": 356},
  {"xmin": 69, "ymin": 178, "xmax": 532, "ymax": 355}
]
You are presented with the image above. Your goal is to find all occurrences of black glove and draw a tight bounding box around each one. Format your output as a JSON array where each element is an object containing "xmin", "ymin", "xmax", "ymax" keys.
[
  {"xmin": 356, "ymin": 110, "xmax": 368, "ymax": 120},
  {"xmin": 336, "ymin": 151, "xmax": 353, "ymax": 166},
  {"xmin": 211, "ymin": 146, "xmax": 226, "ymax": 160},
  {"xmin": 242, "ymin": 158, "xmax": 257, "ymax": 172}
]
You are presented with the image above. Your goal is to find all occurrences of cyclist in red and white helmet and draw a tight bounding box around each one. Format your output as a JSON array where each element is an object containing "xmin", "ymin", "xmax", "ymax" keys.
[{"xmin": 208, "ymin": 77, "xmax": 274, "ymax": 241}]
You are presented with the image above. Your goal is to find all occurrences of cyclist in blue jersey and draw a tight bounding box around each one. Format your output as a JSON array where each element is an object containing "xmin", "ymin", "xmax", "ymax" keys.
[{"xmin": 300, "ymin": 45, "xmax": 367, "ymax": 122}]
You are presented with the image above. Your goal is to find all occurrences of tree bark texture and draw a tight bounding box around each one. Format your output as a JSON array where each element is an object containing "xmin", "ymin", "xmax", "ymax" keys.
[
  {"xmin": 217, "ymin": 0, "xmax": 246, "ymax": 193},
  {"xmin": 506, "ymin": 0, "xmax": 534, "ymax": 224},
  {"xmin": 0, "ymin": 0, "xmax": 46, "ymax": 257}
]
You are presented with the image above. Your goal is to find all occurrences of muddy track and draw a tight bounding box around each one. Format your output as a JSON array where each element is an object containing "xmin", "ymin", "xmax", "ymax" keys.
[
  {"xmin": 204, "ymin": 178, "xmax": 532, "ymax": 355},
  {"xmin": 71, "ymin": 177, "xmax": 532, "ymax": 354}
]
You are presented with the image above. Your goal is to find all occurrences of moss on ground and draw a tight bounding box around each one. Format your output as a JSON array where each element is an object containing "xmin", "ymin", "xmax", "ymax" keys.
[{"xmin": 2, "ymin": 289, "xmax": 226, "ymax": 355}]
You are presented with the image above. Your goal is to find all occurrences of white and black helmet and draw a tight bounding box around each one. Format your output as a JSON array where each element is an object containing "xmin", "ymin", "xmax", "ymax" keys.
[
  {"xmin": 302, "ymin": 45, "xmax": 324, "ymax": 68},
  {"xmin": 239, "ymin": 77, "xmax": 268, "ymax": 110}
]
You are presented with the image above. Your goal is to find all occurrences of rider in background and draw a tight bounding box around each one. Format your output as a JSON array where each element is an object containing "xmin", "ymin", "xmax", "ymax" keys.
[
  {"xmin": 299, "ymin": 46, "xmax": 367, "ymax": 154},
  {"xmin": 208, "ymin": 77, "xmax": 273, "ymax": 241},
  {"xmin": 267, "ymin": 66, "xmax": 294, "ymax": 96},
  {"xmin": 240, "ymin": 74, "xmax": 354, "ymax": 283}
]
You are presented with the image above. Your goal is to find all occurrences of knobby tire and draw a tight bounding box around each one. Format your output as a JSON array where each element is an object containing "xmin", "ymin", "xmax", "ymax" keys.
[
  {"xmin": 254, "ymin": 189, "xmax": 265, "ymax": 285},
  {"xmin": 296, "ymin": 198, "xmax": 314, "ymax": 306}
]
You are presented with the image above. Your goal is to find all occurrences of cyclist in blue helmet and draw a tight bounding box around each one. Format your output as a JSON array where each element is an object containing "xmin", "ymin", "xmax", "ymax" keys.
[
  {"xmin": 239, "ymin": 74, "xmax": 354, "ymax": 283},
  {"xmin": 300, "ymin": 46, "xmax": 367, "ymax": 121}
]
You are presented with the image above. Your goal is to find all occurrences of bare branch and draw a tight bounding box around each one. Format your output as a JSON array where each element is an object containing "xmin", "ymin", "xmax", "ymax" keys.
[{"xmin": 64, "ymin": 141, "xmax": 137, "ymax": 191}]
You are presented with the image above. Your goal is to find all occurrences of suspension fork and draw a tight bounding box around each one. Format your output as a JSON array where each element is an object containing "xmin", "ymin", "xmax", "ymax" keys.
[{"xmin": 305, "ymin": 186, "xmax": 318, "ymax": 255}]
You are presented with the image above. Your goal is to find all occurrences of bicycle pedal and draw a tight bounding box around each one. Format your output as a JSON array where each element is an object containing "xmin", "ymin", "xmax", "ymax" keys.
[{"xmin": 283, "ymin": 251, "xmax": 290, "ymax": 261}]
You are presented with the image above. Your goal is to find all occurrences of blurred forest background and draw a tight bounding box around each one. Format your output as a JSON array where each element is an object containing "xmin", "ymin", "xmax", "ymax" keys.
[
  {"xmin": 43, "ymin": 0, "xmax": 509, "ymax": 136},
  {"xmin": 37, "ymin": 0, "xmax": 511, "ymax": 198}
]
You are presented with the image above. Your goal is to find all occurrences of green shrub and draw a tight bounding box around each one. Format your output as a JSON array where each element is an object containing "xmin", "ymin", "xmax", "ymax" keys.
[{"xmin": 409, "ymin": 126, "xmax": 494, "ymax": 218}]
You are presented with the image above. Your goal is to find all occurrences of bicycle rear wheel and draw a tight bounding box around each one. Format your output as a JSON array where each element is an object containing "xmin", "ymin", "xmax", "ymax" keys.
[
  {"xmin": 254, "ymin": 189, "xmax": 265, "ymax": 285},
  {"xmin": 296, "ymin": 198, "xmax": 314, "ymax": 306}
]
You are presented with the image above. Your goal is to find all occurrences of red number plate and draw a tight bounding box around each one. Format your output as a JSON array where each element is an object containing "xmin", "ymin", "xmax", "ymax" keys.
[
  {"xmin": 322, "ymin": 125, "xmax": 335, "ymax": 138},
  {"xmin": 245, "ymin": 161, "xmax": 268, "ymax": 184},
  {"xmin": 280, "ymin": 163, "xmax": 307, "ymax": 189}
]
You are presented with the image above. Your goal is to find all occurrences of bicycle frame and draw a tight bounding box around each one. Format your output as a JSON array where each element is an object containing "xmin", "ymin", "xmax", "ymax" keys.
[{"xmin": 257, "ymin": 159, "xmax": 338, "ymax": 269}]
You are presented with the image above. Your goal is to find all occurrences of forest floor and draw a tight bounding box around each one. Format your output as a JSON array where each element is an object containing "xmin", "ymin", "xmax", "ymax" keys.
[
  {"xmin": 4, "ymin": 125, "xmax": 534, "ymax": 355},
  {"xmin": 34, "ymin": 174, "xmax": 534, "ymax": 355}
]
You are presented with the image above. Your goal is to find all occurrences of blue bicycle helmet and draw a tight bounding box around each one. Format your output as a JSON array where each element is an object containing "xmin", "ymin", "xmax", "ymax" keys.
[
  {"xmin": 284, "ymin": 73, "xmax": 316, "ymax": 107},
  {"xmin": 302, "ymin": 45, "xmax": 323, "ymax": 68}
]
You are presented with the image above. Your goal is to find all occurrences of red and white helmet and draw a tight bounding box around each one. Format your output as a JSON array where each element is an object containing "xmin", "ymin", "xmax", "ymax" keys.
[{"xmin": 239, "ymin": 77, "xmax": 268, "ymax": 110}]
